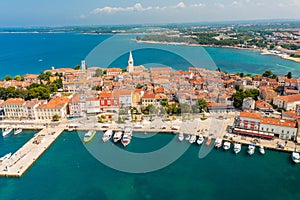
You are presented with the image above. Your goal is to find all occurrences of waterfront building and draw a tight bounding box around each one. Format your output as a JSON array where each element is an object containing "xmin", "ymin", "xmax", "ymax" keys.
[
  {"xmin": 24, "ymin": 99, "xmax": 47, "ymax": 120},
  {"xmin": 3, "ymin": 98, "xmax": 26, "ymax": 119},
  {"xmin": 273, "ymin": 94, "xmax": 300, "ymax": 111},
  {"xmin": 113, "ymin": 89, "xmax": 132, "ymax": 108},
  {"xmin": 99, "ymin": 91, "xmax": 119, "ymax": 111},
  {"xmin": 260, "ymin": 118, "xmax": 297, "ymax": 140},
  {"xmin": 141, "ymin": 93, "xmax": 156, "ymax": 107},
  {"xmin": 237, "ymin": 111, "xmax": 261, "ymax": 131},
  {"xmin": 69, "ymin": 94, "xmax": 82, "ymax": 117},
  {"xmin": 36, "ymin": 96, "xmax": 69, "ymax": 120},
  {"xmin": 85, "ymin": 97, "xmax": 100, "ymax": 114}
]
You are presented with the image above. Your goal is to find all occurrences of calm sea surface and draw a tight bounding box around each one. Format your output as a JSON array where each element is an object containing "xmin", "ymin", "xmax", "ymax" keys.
[
  {"xmin": 0, "ymin": 33, "xmax": 300, "ymax": 200},
  {"xmin": 1, "ymin": 131, "xmax": 300, "ymax": 200}
]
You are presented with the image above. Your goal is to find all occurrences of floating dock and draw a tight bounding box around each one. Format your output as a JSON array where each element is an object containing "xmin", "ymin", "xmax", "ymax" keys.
[{"xmin": 0, "ymin": 126, "xmax": 64, "ymax": 177}]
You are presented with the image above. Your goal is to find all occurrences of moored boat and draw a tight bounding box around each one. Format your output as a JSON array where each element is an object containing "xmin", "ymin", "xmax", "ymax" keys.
[
  {"xmin": 185, "ymin": 134, "xmax": 191, "ymax": 141},
  {"xmin": 0, "ymin": 152, "xmax": 12, "ymax": 163},
  {"xmin": 205, "ymin": 137, "xmax": 212, "ymax": 146},
  {"xmin": 178, "ymin": 132, "xmax": 184, "ymax": 142},
  {"xmin": 233, "ymin": 143, "xmax": 242, "ymax": 154},
  {"xmin": 259, "ymin": 145, "xmax": 265, "ymax": 155},
  {"xmin": 292, "ymin": 152, "xmax": 300, "ymax": 164},
  {"xmin": 121, "ymin": 126, "xmax": 132, "ymax": 147},
  {"xmin": 2, "ymin": 127, "xmax": 13, "ymax": 137},
  {"xmin": 214, "ymin": 138, "xmax": 222, "ymax": 148},
  {"xmin": 102, "ymin": 130, "xmax": 113, "ymax": 142},
  {"xmin": 223, "ymin": 141, "xmax": 231, "ymax": 150},
  {"xmin": 14, "ymin": 128, "xmax": 23, "ymax": 135},
  {"xmin": 83, "ymin": 130, "xmax": 96, "ymax": 143},
  {"xmin": 247, "ymin": 144, "xmax": 255, "ymax": 155},
  {"xmin": 197, "ymin": 135, "xmax": 204, "ymax": 145},
  {"xmin": 189, "ymin": 135, "xmax": 197, "ymax": 144},
  {"xmin": 113, "ymin": 131, "xmax": 123, "ymax": 143}
]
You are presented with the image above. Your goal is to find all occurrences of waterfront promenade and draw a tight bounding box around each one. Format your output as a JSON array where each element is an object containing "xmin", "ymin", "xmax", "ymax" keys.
[{"xmin": 0, "ymin": 126, "xmax": 64, "ymax": 177}]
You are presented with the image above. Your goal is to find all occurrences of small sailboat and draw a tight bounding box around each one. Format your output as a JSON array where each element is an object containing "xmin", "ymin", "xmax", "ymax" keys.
[
  {"xmin": 247, "ymin": 144, "xmax": 255, "ymax": 155},
  {"xmin": 197, "ymin": 135, "xmax": 204, "ymax": 145},
  {"xmin": 223, "ymin": 141, "xmax": 231, "ymax": 150},
  {"xmin": 113, "ymin": 131, "xmax": 123, "ymax": 143},
  {"xmin": 14, "ymin": 128, "xmax": 22, "ymax": 135},
  {"xmin": 214, "ymin": 138, "xmax": 222, "ymax": 148},
  {"xmin": 233, "ymin": 143, "xmax": 242, "ymax": 154},
  {"xmin": 259, "ymin": 145, "xmax": 265, "ymax": 155},
  {"xmin": 83, "ymin": 130, "xmax": 96, "ymax": 143},
  {"xmin": 102, "ymin": 130, "xmax": 113, "ymax": 142},
  {"xmin": 2, "ymin": 127, "xmax": 13, "ymax": 137},
  {"xmin": 178, "ymin": 132, "xmax": 184, "ymax": 142}
]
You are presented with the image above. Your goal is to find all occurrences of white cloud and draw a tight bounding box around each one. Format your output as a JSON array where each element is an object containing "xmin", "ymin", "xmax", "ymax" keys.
[
  {"xmin": 214, "ymin": 3, "xmax": 225, "ymax": 8},
  {"xmin": 79, "ymin": 14, "xmax": 87, "ymax": 19},
  {"xmin": 91, "ymin": 2, "xmax": 205, "ymax": 14}
]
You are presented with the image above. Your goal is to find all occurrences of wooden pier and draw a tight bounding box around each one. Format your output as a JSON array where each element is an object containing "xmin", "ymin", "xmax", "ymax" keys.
[{"xmin": 0, "ymin": 126, "xmax": 65, "ymax": 177}]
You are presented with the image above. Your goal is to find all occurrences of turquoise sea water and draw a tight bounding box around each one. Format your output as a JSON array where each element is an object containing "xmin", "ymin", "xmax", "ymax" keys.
[
  {"xmin": 1, "ymin": 131, "xmax": 300, "ymax": 200},
  {"xmin": 0, "ymin": 33, "xmax": 300, "ymax": 199},
  {"xmin": 0, "ymin": 33, "xmax": 299, "ymax": 78}
]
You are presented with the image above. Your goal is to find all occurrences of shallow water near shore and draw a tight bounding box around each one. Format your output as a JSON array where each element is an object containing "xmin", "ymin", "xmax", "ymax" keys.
[{"xmin": 1, "ymin": 131, "xmax": 300, "ymax": 200}]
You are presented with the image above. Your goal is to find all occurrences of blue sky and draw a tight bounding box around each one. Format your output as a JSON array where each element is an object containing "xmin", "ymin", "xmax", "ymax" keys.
[{"xmin": 1, "ymin": 0, "xmax": 300, "ymax": 26}]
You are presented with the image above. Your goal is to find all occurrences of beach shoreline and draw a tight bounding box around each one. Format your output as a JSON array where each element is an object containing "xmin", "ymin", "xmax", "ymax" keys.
[{"xmin": 136, "ymin": 39, "xmax": 300, "ymax": 63}]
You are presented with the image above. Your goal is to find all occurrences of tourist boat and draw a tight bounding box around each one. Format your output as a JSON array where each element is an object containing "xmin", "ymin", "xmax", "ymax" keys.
[
  {"xmin": 247, "ymin": 144, "xmax": 255, "ymax": 155},
  {"xmin": 178, "ymin": 133, "xmax": 184, "ymax": 142},
  {"xmin": 233, "ymin": 143, "xmax": 242, "ymax": 154},
  {"xmin": 259, "ymin": 145, "xmax": 265, "ymax": 155},
  {"xmin": 83, "ymin": 130, "xmax": 96, "ymax": 143},
  {"xmin": 2, "ymin": 127, "xmax": 13, "ymax": 137},
  {"xmin": 292, "ymin": 152, "xmax": 300, "ymax": 164},
  {"xmin": 223, "ymin": 141, "xmax": 231, "ymax": 150},
  {"xmin": 197, "ymin": 135, "xmax": 204, "ymax": 145},
  {"xmin": 14, "ymin": 128, "xmax": 23, "ymax": 135},
  {"xmin": 205, "ymin": 137, "xmax": 212, "ymax": 146},
  {"xmin": 113, "ymin": 131, "xmax": 123, "ymax": 143},
  {"xmin": 0, "ymin": 152, "xmax": 12, "ymax": 163},
  {"xmin": 102, "ymin": 130, "xmax": 113, "ymax": 142},
  {"xmin": 121, "ymin": 126, "xmax": 132, "ymax": 147},
  {"xmin": 214, "ymin": 138, "xmax": 222, "ymax": 148},
  {"xmin": 189, "ymin": 135, "xmax": 197, "ymax": 144}
]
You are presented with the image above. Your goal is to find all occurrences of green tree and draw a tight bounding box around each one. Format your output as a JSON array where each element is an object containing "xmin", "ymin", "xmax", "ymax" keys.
[
  {"xmin": 28, "ymin": 86, "xmax": 50, "ymax": 100},
  {"xmin": 197, "ymin": 98, "xmax": 208, "ymax": 113},
  {"xmin": 286, "ymin": 72, "xmax": 292, "ymax": 79},
  {"xmin": 52, "ymin": 114, "xmax": 60, "ymax": 121},
  {"xmin": 95, "ymin": 68, "xmax": 103, "ymax": 77},
  {"xmin": 3, "ymin": 75, "xmax": 12, "ymax": 81},
  {"xmin": 135, "ymin": 83, "xmax": 143, "ymax": 89},
  {"xmin": 74, "ymin": 65, "xmax": 80, "ymax": 70},
  {"xmin": 14, "ymin": 75, "xmax": 21, "ymax": 81}
]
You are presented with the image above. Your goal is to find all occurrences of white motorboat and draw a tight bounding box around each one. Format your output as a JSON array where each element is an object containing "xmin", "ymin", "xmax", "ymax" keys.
[
  {"xmin": 2, "ymin": 127, "xmax": 13, "ymax": 137},
  {"xmin": 223, "ymin": 141, "xmax": 231, "ymax": 150},
  {"xmin": 185, "ymin": 134, "xmax": 191, "ymax": 141},
  {"xmin": 0, "ymin": 152, "xmax": 12, "ymax": 163},
  {"xmin": 189, "ymin": 135, "xmax": 197, "ymax": 144},
  {"xmin": 197, "ymin": 135, "xmax": 204, "ymax": 145},
  {"xmin": 247, "ymin": 144, "xmax": 255, "ymax": 155},
  {"xmin": 14, "ymin": 128, "xmax": 23, "ymax": 135},
  {"xmin": 214, "ymin": 138, "xmax": 222, "ymax": 148},
  {"xmin": 113, "ymin": 131, "xmax": 123, "ymax": 143},
  {"xmin": 259, "ymin": 145, "xmax": 265, "ymax": 155},
  {"xmin": 178, "ymin": 133, "xmax": 184, "ymax": 142},
  {"xmin": 121, "ymin": 127, "xmax": 132, "ymax": 147},
  {"xmin": 292, "ymin": 152, "xmax": 300, "ymax": 164},
  {"xmin": 102, "ymin": 130, "xmax": 113, "ymax": 142},
  {"xmin": 233, "ymin": 143, "xmax": 242, "ymax": 154}
]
